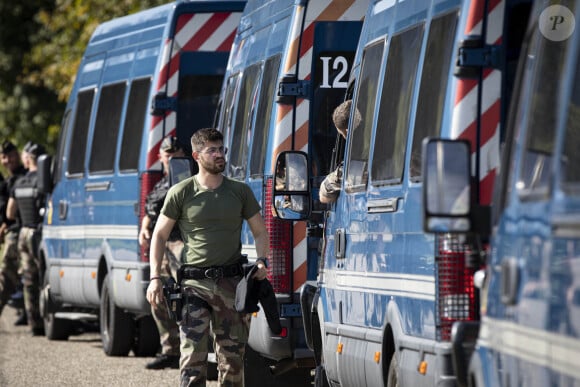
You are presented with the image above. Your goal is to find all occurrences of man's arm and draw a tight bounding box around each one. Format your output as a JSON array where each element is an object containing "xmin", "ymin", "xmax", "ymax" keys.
[
  {"xmin": 247, "ymin": 212, "xmax": 269, "ymax": 280},
  {"xmin": 319, "ymin": 166, "xmax": 342, "ymax": 204},
  {"xmin": 6, "ymin": 197, "xmax": 17, "ymax": 221},
  {"xmin": 146, "ymin": 214, "xmax": 175, "ymax": 308}
]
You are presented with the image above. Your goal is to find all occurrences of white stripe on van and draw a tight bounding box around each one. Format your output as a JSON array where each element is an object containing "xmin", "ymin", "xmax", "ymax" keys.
[
  {"xmin": 43, "ymin": 225, "xmax": 137, "ymax": 240},
  {"xmin": 200, "ymin": 13, "xmax": 240, "ymax": 51},
  {"xmin": 478, "ymin": 316, "xmax": 580, "ymax": 380},
  {"xmin": 321, "ymin": 268, "xmax": 436, "ymax": 301},
  {"xmin": 174, "ymin": 13, "xmax": 213, "ymax": 51},
  {"xmin": 451, "ymin": 70, "xmax": 501, "ymax": 139}
]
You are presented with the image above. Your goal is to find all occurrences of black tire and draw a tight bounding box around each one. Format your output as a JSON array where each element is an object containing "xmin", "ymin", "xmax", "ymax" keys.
[
  {"xmin": 132, "ymin": 315, "xmax": 160, "ymax": 357},
  {"xmin": 386, "ymin": 352, "xmax": 400, "ymax": 387},
  {"xmin": 40, "ymin": 270, "xmax": 71, "ymax": 341},
  {"xmin": 244, "ymin": 345, "xmax": 275, "ymax": 386},
  {"xmin": 100, "ymin": 274, "xmax": 134, "ymax": 356}
]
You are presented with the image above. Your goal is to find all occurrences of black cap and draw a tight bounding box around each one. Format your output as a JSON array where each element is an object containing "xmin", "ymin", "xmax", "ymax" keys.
[
  {"xmin": 160, "ymin": 136, "xmax": 183, "ymax": 153},
  {"xmin": 1, "ymin": 141, "xmax": 17, "ymax": 155},
  {"xmin": 26, "ymin": 143, "xmax": 45, "ymax": 158}
]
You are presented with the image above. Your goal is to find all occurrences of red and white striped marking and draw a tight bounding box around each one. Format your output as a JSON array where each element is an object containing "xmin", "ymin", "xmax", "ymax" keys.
[
  {"xmin": 146, "ymin": 12, "xmax": 241, "ymax": 169},
  {"xmin": 269, "ymin": 0, "xmax": 368, "ymax": 292},
  {"xmin": 451, "ymin": 0, "xmax": 504, "ymax": 205}
]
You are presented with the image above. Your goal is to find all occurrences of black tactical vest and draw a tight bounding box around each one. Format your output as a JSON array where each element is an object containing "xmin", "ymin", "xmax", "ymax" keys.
[{"xmin": 13, "ymin": 171, "xmax": 44, "ymax": 228}]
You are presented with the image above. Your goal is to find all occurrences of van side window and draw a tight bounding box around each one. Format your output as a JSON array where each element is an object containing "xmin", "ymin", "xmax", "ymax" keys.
[
  {"xmin": 229, "ymin": 63, "xmax": 262, "ymax": 179},
  {"xmin": 372, "ymin": 24, "xmax": 424, "ymax": 184},
  {"xmin": 219, "ymin": 73, "xmax": 242, "ymax": 150},
  {"xmin": 177, "ymin": 69, "xmax": 224, "ymax": 149},
  {"xmin": 515, "ymin": 22, "xmax": 571, "ymax": 197},
  {"xmin": 67, "ymin": 89, "xmax": 95, "ymax": 176},
  {"xmin": 250, "ymin": 55, "xmax": 281, "ymax": 177},
  {"xmin": 562, "ymin": 55, "xmax": 580, "ymax": 190},
  {"xmin": 346, "ymin": 41, "xmax": 384, "ymax": 191},
  {"xmin": 410, "ymin": 12, "xmax": 458, "ymax": 179},
  {"xmin": 120, "ymin": 78, "xmax": 151, "ymax": 172},
  {"xmin": 89, "ymin": 82, "xmax": 126, "ymax": 174},
  {"xmin": 54, "ymin": 110, "xmax": 71, "ymax": 184}
]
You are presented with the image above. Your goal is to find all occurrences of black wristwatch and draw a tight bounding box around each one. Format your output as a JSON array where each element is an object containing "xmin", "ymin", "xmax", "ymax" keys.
[{"xmin": 257, "ymin": 257, "xmax": 269, "ymax": 268}]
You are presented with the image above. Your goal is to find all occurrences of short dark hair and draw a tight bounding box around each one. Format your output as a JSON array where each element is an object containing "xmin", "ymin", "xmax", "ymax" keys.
[
  {"xmin": 191, "ymin": 128, "xmax": 224, "ymax": 151},
  {"xmin": 332, "ymin": 100, "xmax": 352, "ymax": 130},
  {"xmin": 1, "ymin": 141, "xmax": 16, "ymax": 155}
]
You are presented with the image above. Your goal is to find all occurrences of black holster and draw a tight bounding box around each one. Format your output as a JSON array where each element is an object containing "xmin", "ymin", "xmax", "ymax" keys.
[{"xmin": 163, "ymin": 277, "xmax": 183, "ymax": 323}]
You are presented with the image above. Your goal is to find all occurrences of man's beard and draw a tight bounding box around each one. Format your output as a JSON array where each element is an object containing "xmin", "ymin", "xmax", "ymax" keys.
[{"xmin": 199, "ymin": 157, "xmax": 225, "ymax": 175}]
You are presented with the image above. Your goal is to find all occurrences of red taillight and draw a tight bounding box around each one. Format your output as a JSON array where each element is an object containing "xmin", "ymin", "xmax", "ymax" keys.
[
  {"xmin": 436, "ymin": 234, "xmax": 478, "ymax": 341},
  {"xmin": 139, "ymin": 171, "xmax": 163, "ymax": 263},
  {"xmin": 264, "ymin": 177, "xmax": 292, "ymax": 294}
]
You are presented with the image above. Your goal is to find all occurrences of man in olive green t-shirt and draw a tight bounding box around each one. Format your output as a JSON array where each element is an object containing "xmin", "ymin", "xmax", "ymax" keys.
[{"xmin": 146, "ymin": 128, "xmax": 269, "ymax": 387}]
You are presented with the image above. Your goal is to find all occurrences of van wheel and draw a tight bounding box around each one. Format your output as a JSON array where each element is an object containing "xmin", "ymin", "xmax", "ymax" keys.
[
  {"xmin": 386, "ymin": 353, "xmax": 400, "ymax": 387},
  {"xmin": 132, "ymin": 315, "xmax": 160, "ymax": 357},
  {"xmin": 100, "ymin": 274, "xmax": 134, "ymax": 356},
  {"xmin": 40, "ymin": 271, "xmax": 71, "ymax": 341},
  {"xmin": 244, "ymin": 345, "xmax": 275, "ymax": 385}
]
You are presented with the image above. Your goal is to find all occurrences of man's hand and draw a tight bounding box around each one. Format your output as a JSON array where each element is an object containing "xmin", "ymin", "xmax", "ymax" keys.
[
  {"xmin": 138, "ymin": 216, "xmax": 152, "ymax": 246},
  {"xmin": 253, "ymin": 261, "xmax": 267, "ymax": 281},
  {"xmin": 146, "ymin": 278, "xmax": 165, "ymax": 308}
]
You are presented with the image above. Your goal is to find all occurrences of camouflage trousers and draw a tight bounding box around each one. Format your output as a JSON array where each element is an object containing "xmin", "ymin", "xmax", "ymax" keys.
[
  {"xmin": 151, "ymin": 240, "xmax": 182, "ymax": 356},
  {"xmin": 0, "ymin": 230, "xmax": 21, "ymax": 316},
  {"xmin": 18, "ymin": 227, "xmax": 43, "ymax": 330},
  {"xmin": 180, "ymin": 276, "xmax": 250, "ymax": 387}
]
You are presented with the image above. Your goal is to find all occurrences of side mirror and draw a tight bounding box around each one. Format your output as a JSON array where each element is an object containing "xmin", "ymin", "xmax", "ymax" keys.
[
  {"xmin": 273, "ymin": 151, "xmax": 310, "ymax": 220},
  {"xmin": 168, "ymin": 157, "xmax": 197, "ymax": 186},
  {"xmin": 37, "ymin": 154, "xmax": 53, "ymax": 194},
  {"xmin": 422, "ymin": 138, "xmax": 471, "ymax": 233}
]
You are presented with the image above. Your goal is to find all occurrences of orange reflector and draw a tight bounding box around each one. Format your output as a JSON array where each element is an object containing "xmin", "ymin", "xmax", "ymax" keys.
[
  {"xmin": 125, "ymin": 273, "xmax": 132, "ymax": 281},
  {"xmin": 337, "ymin": 343, "xmax": 343, "ymax": 354},
  {"xmin": 252, "ymin": 312, "xmax": 258, "ymax": 317},
  {"xmin": 59, "ymin": 270, "xmax": 64, "ymax": 278},
  {"xmin": 418, "ymin": 361, "xmax": 427, "ymax": 375},
  {"xmin": 91, "ymin": 272, "xmax": 97, "ymax": 279},
  {"xmin": 374, "ymin": 351, "xmax": 381, "ymax": 363}
]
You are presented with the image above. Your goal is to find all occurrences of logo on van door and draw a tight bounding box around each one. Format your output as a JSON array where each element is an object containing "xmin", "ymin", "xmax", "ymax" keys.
[{"xmin": 539, "ymin": 5, "xmax": 575, "ymax": 42}]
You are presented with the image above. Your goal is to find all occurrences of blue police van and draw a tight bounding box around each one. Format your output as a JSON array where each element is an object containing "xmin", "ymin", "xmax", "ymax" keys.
[
  {"xmin": 37, "ymin": 0, "xmax": 245, "ymax": 356},
  {"xmin": 424, "ymin": 1, "xmax": 580, "ymax": 386},
  {"xmin": 279, "ymin": 0, "xmax": 535, "ymax": 385}
]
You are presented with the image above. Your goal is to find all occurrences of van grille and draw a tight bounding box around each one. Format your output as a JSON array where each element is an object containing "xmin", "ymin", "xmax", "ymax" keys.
[
  {"xmin": 435, "ymin": 234, "xmax": 478, "ymax": 341},
  {"xmin": 264, "ymin": 177, "xmax": 292, "ymax": 294}
]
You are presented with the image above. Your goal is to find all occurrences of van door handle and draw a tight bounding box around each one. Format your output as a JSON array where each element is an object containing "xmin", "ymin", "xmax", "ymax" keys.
[
  {"xmin": 85, "ymin": 181, "xmax": 111, "ymax": 191},
  {"xmin": 367, "ymin": 198, "xmax": 399, "ymax": 213},
  {"xmin": 552, "ymin": 214, "xmax": 580, "ymax": 238},
  {"xmin": 500, "ymin": 257, "xmax": 519, "ymax": 305},
  {"xmin": 59, "ymin": 200, "xmax": 68, "ymax": 220},
  {"xmin": 335, "ymin": 228, "xmax": 346, "ymax": 259}
]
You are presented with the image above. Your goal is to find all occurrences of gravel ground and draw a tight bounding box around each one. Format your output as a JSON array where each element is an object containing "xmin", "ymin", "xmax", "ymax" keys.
[{"xmin": 0, "ymin": 306, "xmax": 218, "ymax": 387}]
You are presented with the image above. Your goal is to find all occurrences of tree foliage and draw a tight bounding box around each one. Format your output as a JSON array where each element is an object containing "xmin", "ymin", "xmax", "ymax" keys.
[{"xmin": 0, "ymin": 0, "xmax": 168, "ymax": 156}]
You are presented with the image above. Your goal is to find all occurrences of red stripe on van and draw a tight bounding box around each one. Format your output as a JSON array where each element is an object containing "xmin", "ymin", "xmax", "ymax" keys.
[
  {"xmin": 216, "ymin": 29, "xmax": 236, "ymax": 52},
  {"xmin": 457, "ymin": 98, "xmax": 500, "ymax": 153},
  {"xmin": 480, "ymin": 170, "xmax": 496, "ymax": 205},
  {"xmin": 183, "ymin": 13, "xmax": 231, "ymax": 51},
  {"xmin": 294, "ymin": 260, "xmax": 307, "ymax": 292}
]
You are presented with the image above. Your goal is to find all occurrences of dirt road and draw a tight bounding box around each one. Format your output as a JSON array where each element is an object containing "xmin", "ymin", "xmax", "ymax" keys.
[{"xmin": 0, "ymin": 306, "xmax": 216, "ymax": 387}]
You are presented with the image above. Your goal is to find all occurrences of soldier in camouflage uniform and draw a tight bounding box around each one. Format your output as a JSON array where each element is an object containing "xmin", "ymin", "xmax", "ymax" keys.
[
  {"xmin": 0, "ymin": 141, "xmax": 27, "ymax": 324},
  {"xmin": 7, "ymin": 142, "xmax": 46, "ymax": 336},
  {"xmin": 146, "ymin": 128, "xmax": 269, "ymax": 387},
  {"xmin": 139, "ymin": 135, "xmax": 185, "ymax": 370}
]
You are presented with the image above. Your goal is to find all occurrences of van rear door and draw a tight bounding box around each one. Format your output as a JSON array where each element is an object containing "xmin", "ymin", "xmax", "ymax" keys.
[{"xmin": 175, "ymin": 51, "xmax": 230, "ymax": 153}]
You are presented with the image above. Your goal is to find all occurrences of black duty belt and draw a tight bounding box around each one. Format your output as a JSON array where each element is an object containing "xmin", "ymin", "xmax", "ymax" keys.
[{"xmin": 180, "ymin": 262, "xmax": 243, "ymax": 280}]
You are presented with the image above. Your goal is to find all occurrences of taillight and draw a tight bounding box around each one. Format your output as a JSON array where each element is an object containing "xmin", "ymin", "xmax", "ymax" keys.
[
  {"xmin": 139, "ymin": 171, "xmax": 163, "ymax": 263},
  {"xmin": 436, "ymin": 234, "xmax": 478, "ymax": 341},
  {"xmin": 264, "ymin": 177, "xmax": 292, "ymax": 294}
]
